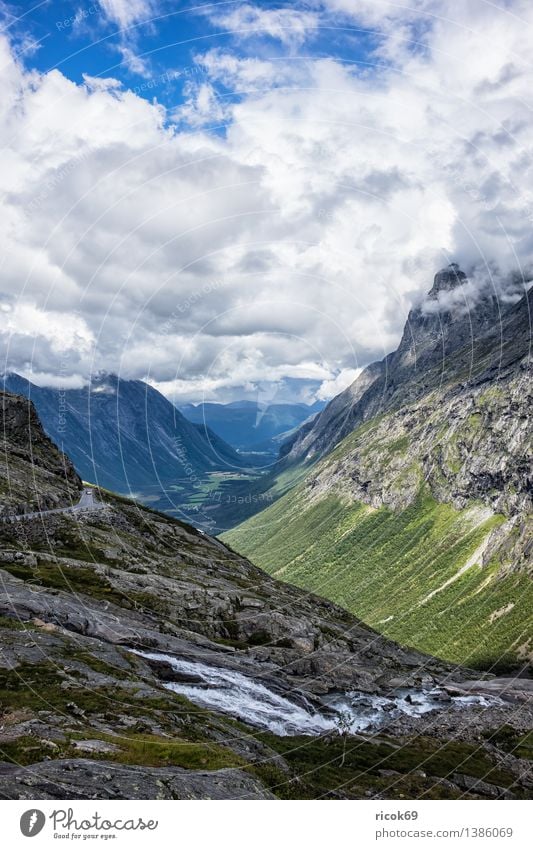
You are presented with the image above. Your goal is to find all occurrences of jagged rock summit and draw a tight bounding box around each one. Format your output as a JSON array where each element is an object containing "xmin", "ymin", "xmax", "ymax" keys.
[{"xmin": 429, "ymin": 262, "xmax": 467, "ymax": 296}]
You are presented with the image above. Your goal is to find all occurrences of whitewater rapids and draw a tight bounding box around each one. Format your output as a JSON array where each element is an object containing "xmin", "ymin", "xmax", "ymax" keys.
[{"xmin": 132, "ymin": 649, "xmax": 503, "ymax": 736}]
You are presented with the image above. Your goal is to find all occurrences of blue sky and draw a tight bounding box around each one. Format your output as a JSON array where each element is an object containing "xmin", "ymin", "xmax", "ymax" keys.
[
  {"xmin": 9, "ymin": 1, "xmax": 380, "ymax": 112},
  {"xmin": 0, "ymin": 1, "xmax": 532, "ymax": 403}
]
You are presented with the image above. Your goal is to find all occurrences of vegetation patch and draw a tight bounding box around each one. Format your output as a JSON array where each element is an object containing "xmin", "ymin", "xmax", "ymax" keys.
[
  {"xmin": 250, "ymin": 732, "xmax": 520, "ymax": 800},
  {"xmin": 223, "ymin": 486, "xmax": 531, "ymax": 669}
]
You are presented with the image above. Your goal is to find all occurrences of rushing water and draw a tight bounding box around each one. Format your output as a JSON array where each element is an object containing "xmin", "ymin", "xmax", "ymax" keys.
[{"xmin": 132, "ymin": 649, "xmax": 501, "ymax": 736}]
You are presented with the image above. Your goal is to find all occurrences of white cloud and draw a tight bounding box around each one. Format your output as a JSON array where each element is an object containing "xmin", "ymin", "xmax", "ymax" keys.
[
  {"xmin": 317, "ymin": 367, "xmax": 363, "ymax": 401},
  {"xmin": 195, "ymin": 49, "xmax": 301, "ymax": 89},
  {"xmin": 2, "ymin": 301, "xmax": 94, "ymax": 355},
  {"xmin": 205, "ymin": 4, "xmax": 319, "ymax": 48},
  {"xmin": 1, "ymin": 0, "xmax": 533, "ymax": 403},
  {"xmin": 82, "ymin": 73, "xmax": 122, "ymax": 92},
  {"xmin": 98, "ymin": 0, "xmax": 155, "ymax": 29},
  {"xmin": 173, "ymin": 81, "xmax": 231, "ymax": 128},
  {"xmin": 14, "ymin": 370, "xmax": 87, "ymax": 390},
  {"xmin": 115, "ymin": 44, "xmax": 151, "ymax": 77}
]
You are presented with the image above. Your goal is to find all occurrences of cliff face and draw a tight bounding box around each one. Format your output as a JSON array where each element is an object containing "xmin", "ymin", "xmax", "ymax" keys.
[
  {"xmin": 225, "ymin": 359, "xmax": 532, "ymax": 665},
  {"xmin": 0, "ymin": 391, "xmax": 81, "ymax": 517}
]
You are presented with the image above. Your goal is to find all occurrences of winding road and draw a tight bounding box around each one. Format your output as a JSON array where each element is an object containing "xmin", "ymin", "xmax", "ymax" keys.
[{"xmin": 5, "ymin": 487, "xmax": 107, "ymax": 522}]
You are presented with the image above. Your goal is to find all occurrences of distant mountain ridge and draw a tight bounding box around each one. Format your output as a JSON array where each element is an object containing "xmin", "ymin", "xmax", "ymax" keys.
[{"xmin": 1, "ymin": 373, "xmax": 244, "ymax": 493}]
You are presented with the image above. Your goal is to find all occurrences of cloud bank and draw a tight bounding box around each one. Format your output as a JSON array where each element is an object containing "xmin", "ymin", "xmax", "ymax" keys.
[{"xmin": 1, "ymin": 1, "xmax": 532, "ymax": 403}]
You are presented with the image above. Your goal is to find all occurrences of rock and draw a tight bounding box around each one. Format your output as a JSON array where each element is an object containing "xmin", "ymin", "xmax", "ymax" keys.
[
  {"xmin": 0, "ymin": 391, "xmax": 82, "ymax": 516},
  {"xmin": 404, "ymin": 693, "xmax": 426, "ymax": 705},
  {"xmin": 451, "ymin": 772, "xmax": 515, "ymax": 799},
  {"xmin": 74, "ymin": 740, "xmax": 121, "ymax": 755},
  {"xmin": 239, "ymin": 597, "xmax": 265, "ymax": 609},
  {"xmin": 32, "ymin": 618, "xmax": 58, "ymax": 633},
  {"xmin": 65, "ymin": 703, "xmax": 86, "ymax": 718}
]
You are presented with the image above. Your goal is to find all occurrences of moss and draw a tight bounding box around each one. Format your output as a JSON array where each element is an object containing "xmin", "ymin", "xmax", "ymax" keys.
[
  {"xmin": 0, "ymin": 727, "xmax": 241, "ymax": 772},
  {"xmin": 128, "ymin": 591, "xmax": 170, "ymax": 617},
  {"xmin": 59, "ymin": 647, "xmax": 131, "ymax": 681},
  {"xmin": 1, "ymin": 560, "xmax": 127, "ymax": 607},
  {"xmin": 247, "ymin": 630, "xmax": 272, "ymax": 646},
  {"xmin": 0, "ymin": 735, "xmax": 75, "ymax": 767},
  {"xmin": 384, "ymin": 435, "xmax": 410, "ymax": 456},
  {"xmin": 0, "ymin": 662, "xmax": 193, "ymax": 722},
  {"xmin": 0, "ymin": 663, "xmax": 123, "ymax": 715},
  {"xmin": 487, "ymin": 726, "xmax": 533, "ymax": 760},
  {"xmin": 0, "ymin": 614, "xmax": 34, "ymax": 630}
]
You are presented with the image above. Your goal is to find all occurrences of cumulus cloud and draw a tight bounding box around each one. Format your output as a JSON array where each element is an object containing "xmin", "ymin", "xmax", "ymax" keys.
[
  {"xmin": 98, "ymin": 0, "xmax": 155, "ymax": 29},
  {"xmin": 204, "ymin": 4, "xmax": 319, "ymax": 48},
  {"xmin": 1, "ymin": 0, "xmax": 533, "ymax": 403},
  {"xmin": 317, "ymin": 368, "xmax": 363, "ymax": 401}
]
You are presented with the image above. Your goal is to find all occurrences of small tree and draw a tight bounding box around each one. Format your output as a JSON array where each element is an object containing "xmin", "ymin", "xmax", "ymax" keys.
[{"xmin": 335, "ymin": 710, "xmax": 353, "ymax": 767}]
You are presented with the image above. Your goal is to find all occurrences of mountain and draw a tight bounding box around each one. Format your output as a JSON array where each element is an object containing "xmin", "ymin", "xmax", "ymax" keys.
[
  {"xmin": 1, "ymin": 373, "xmax": 244, "ymax": 494},
  {"xmin": 224, "ymin": 267, "xmax": 533, "ymax": 670},
  {"xmin": 180, "ymin": 400, "xmax": 324, "ymax": 456},
  {"xmin": 281, "ymin": 264, "xmax": 524, "ymax": 463},
  {"xmin": 1, "ymin": 390, "xmax": 531, "ymax": 800}
]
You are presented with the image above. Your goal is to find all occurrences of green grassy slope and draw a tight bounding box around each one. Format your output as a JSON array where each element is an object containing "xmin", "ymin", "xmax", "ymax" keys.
[{"xmin": 224, "ymin": 488, "xmax": 532, "ymax": 670}]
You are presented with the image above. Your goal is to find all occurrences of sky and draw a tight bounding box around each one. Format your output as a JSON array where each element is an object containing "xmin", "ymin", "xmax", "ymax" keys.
[{"xmin": 0, "ymin": 0, "xmax": 532, "ymax": 405}]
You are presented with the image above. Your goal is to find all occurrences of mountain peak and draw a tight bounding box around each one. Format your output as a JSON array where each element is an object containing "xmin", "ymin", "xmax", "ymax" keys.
[{"xmin": 429, "ymin": 262, "xmax": 467, "ymax": 297}]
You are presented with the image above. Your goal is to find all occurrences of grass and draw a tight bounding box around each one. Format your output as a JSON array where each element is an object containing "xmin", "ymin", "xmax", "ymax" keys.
[
  {"xmin": 251, "ymin": 732, "xmax": 520, "ymax": 800},
  {"xmin": 224, "ymin": 487, "xmax": 532, "ymax": 669},
  {"xmin": 70, "ymin": 730, "xmax": 243, "ymax": 770},
  {"xmin": 486, "ymin": 726, "xmax": 533, "ymax": 761},
  {"xmin": 0, "ymin": 730, "xmax": 242, "ymax": 772}
]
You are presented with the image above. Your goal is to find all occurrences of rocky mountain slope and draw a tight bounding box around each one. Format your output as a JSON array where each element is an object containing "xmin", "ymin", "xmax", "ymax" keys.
[
  {"xmin": 224, "ymin": 268, "xmax": 532, "ymax": 668},
  {"xmin": 2, "ymin": 373, "xmax": 244, "ymax": 494},
  {"xmin": 0, "ymin": 391, "xmax": 81, "ymax": 518},
  {"xmin": 1, "ymin": 390, "xmax": 531, "ymax": 800}
]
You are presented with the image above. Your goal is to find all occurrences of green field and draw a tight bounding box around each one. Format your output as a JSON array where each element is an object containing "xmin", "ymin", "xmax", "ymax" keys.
[{"xmin": 224, "ymin": 488, "xmax": 532, "ymax": 670}]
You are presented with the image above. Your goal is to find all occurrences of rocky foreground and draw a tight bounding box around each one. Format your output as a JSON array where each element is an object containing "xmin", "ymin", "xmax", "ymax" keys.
[
  {"xmin": 0, "ymin": 490, "xmax": 531, "ymax": 799},
  {"xmin": 0, "ymin": 390, "xmax": 531, "ymax": 800}
]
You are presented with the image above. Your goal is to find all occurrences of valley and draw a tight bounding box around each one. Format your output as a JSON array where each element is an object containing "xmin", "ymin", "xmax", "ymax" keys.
[{"xmin": 0, "ymin": 386, "xmax": 531, "ymax": 800}]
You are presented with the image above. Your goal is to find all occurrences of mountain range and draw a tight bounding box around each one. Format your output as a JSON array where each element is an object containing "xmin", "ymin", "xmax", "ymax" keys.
[
  {"xmin": 180, "ymin": 400, "xmax": 324, "ymax": 458},
  {"xmin": 224, "ymin": 265, "xmax": 532, "ymax": 670},
  {"xmin": 1, "ymin": 373, "xmax": 244, "ymax": 495}
]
